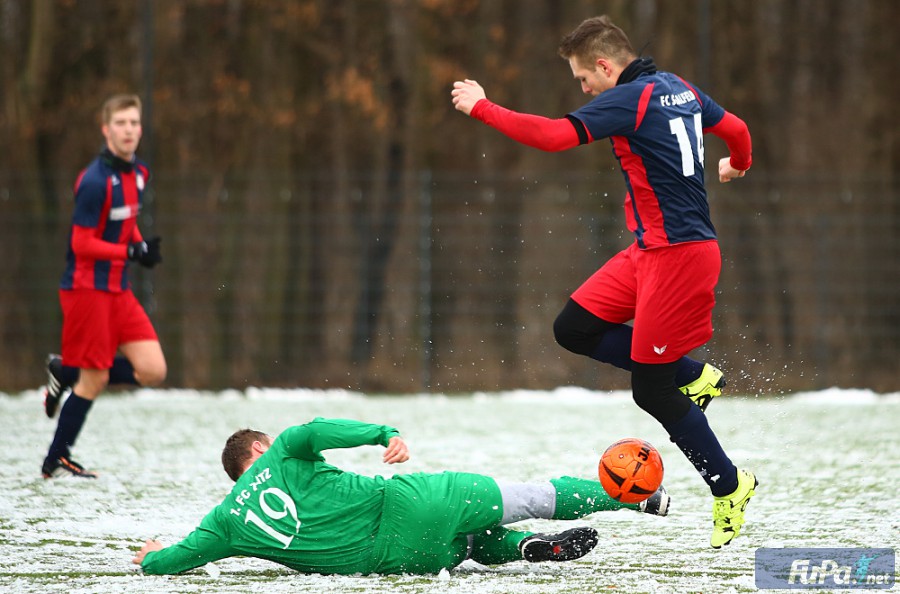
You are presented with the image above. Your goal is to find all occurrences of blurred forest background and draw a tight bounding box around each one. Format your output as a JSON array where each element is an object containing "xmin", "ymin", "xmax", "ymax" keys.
[{"xmin": 1, "ymin": 0, "xmax": 898, "ymax": 394}]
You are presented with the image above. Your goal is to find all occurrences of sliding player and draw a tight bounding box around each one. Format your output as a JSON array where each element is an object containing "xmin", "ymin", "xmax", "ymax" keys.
[{"xmin": 134, "ymin": 417, "xmax": 669, "ymax": 575}]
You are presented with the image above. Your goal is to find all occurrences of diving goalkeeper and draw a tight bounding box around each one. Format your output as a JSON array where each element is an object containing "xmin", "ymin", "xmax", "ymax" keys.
[{"xmin": 133, "ymin": 417, "xmax": 669, "ymax": 575}]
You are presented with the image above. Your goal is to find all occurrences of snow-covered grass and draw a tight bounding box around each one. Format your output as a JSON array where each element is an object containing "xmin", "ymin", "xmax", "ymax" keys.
[{"xmin": 1, "ymin": 388, "xmax": 898, "ymax": 593}]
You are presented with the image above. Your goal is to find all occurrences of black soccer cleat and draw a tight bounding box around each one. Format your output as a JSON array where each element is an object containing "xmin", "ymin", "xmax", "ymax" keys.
[
  {"xmin": 639, "ymin": 484, "xmax": 671, "ymax": 517},
  {"xmin": 44, "ymin": 354, "xmax": 71, "ymax": 419},
  {"xmin": 519, "ymin": 526, "xmax": 599, "ymax": 563},
  {"xmin": 42, "ymin": 455, "xmax": 98, "ymax": 479}
]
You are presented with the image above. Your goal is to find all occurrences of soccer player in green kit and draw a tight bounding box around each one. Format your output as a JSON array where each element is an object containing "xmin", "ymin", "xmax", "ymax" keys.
[{"xmin": 133, "ymin": 417, "xmax": 669, "ymax": 575}]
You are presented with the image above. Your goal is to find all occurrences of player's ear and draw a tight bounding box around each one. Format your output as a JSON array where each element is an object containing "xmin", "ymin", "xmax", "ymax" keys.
[{"xmin": 596, "ymin": 58, "xmax": 613, "ymax": 77}]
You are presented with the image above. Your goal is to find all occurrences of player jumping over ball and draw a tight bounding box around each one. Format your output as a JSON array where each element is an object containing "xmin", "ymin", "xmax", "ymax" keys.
[
  {"xmin": 133, "ymin": 417, "xmax": 669, "ymax": 576},
  {"xmin": 452, "ymin": 15, "xmax": 756, "ymax": 548}
]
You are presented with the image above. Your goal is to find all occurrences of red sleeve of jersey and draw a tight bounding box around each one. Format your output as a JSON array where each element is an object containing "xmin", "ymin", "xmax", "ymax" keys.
[
  {"xmin": 71, "ymin": 225, "xmax": 129, "ymax": 260},
  {"xmin": 706, "ymin": 111, "xmax": 752, "ymax": 171},
  {"xmin": 470, "ymin": 99, "xmax": 584, "ymax": 152},
  {"xmin": 131, "ymin": 226, "xmax": 144, "ymax": 243}
]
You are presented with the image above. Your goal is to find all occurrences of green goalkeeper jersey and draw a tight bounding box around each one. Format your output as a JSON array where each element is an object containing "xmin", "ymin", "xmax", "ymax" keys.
[{"xmin": 141, "ymin": 417, "xmax": 400, "ymax": 575}]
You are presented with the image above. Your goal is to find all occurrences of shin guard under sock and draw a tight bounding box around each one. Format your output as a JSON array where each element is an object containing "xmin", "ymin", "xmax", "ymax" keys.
[
  {"xmin": 46, "ymin": 393, "xmax": 93, "ymax": 460},
  {"xmin": 664, "ymin": 405, "xmax": 738, "ymax": 496},
  {"xmin": 470, "ymin": 527, "xmax": 528, "ymax": 565},
  {"xmin": 550, "ymin": 476, "xmax": 639, "ymax": 518}
]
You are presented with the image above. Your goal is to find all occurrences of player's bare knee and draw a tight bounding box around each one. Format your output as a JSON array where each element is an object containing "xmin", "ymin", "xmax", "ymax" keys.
[
  {"xmin": 76, "ymin": 370, "xmax": 110, "ymax": 399},
  {"xmin": 135, "ymin": 364, "xmax": 167, "ymax": 387}
]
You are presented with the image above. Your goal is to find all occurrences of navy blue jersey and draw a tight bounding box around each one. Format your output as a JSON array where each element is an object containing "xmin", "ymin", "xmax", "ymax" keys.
[{"xmin": 570, "ymin": 71, "xmax": 726, "ymax": 248}]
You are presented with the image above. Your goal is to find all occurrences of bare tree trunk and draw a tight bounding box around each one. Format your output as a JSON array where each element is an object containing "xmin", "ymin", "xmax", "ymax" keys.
[
  {"xmin": 350, "ymin": 0, "xmax": 411, "ymax": 375},
  {"xmin": 0, "ymin": 0, "xmax": 57, "ymax": 386}
]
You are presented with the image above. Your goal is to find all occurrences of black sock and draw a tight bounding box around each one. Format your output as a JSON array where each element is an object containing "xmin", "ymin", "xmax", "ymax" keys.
[
  {"xmin": 60, "ymin": 364, "xmax": 79, "ymax": 386},
  {"xmin": 674, "ymin": 357, "xmax": 705, "ymax": 388},
  {"xmin": 589, "ymin": 323, "xmax": 635, "ymax": 370},
  {"xmin": 664, "ymin": 405, "xmax": 738, "ymax": 497},
  {"xmin": 46, "ymin": 393, "xmax": 93, "ymax": 461},
  {"xmin": 62, "ymin": 357, "xmax": 141, "ymax": 387},
  {"xmin": 108, "ymin": 356, "xmax": 138, "ymax": 385}
]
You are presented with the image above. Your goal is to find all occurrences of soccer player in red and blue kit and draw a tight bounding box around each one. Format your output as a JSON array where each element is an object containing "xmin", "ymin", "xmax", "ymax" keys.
[
  {"xmin": 42, "ymin": 94, "xmax": 167, "ymax": 479},
  {"xmin": 452, "ymin": 16, "xmax": 756, "ymax": 548}
]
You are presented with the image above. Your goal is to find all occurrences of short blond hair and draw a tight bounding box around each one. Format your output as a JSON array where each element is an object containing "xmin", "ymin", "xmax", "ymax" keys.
[
  {"xmin": 558, "ymin": 16, "xmax": 636, "ymax": 68},
  {"xmin": 101, "ymin": 94, "xmax": 142, "ymax": 124}
]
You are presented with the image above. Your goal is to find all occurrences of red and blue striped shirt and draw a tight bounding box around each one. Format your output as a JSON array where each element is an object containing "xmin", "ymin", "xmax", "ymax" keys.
[
  {"xmin": 61, "ymin": 149, "xmax": 149, "ymax": 292},
  {"xmin": 470, "ymin": 65, "xmax": 751, "ymax": 249}
]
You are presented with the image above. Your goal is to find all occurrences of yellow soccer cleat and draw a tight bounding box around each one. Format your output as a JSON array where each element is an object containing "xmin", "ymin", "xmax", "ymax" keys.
[
  {"xmin": 711, "ymin": 469, "xmax": 758, "ymax": 548},
  {"xmin": 680, "ymin": 363, "xmax": 726, "ymax": 412}
]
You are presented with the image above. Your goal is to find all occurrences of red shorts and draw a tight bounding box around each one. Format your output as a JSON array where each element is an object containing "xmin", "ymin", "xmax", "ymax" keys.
[
  {"xmin": 571, "ymin": 241, "xmax": 721, "ymax": 364},
  {"xmin": 60, "ymin": 288, "xmax": 158, "ymax": 370}
]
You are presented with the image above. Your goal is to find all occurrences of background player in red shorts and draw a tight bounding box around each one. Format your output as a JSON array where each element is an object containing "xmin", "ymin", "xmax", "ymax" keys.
[
  {"xmin": 452, "ymin": 16, "xmax": 756, "ymax": 548},
  {"xmin": 42, "ymin": 94, "xmax": 166, "ymax": 479}
]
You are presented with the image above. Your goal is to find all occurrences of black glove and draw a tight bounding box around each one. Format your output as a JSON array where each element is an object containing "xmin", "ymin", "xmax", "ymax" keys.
[{"xmin": 127, "ymin": 236, "xmax": 162, "ymax": 268}]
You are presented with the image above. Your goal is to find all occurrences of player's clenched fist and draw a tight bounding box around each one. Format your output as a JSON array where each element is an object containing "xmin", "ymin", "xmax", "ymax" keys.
[
  {"xmin": 718, "ymin": 157, "xmax": 747, "ymax": 183},
  {"xmin": 451, "ymin": 79, "xmax": 487, "ymax": 116}
]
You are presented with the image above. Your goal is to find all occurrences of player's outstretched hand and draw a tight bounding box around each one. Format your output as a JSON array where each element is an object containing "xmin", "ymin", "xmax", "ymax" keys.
[
  {"xmin": 451, "ymin": 79, "xmax": 487, "ymax": 116},
  {"xmin": 718, "ymin": 157, "xmax": 747, "ymax": 183},
  {"xmin": 132, "ymin": 539, "xmax": 164, "ymax": 565},
  {"xmin": 383, "ymin": 436, "xmax": 409, "ymax": 464}
]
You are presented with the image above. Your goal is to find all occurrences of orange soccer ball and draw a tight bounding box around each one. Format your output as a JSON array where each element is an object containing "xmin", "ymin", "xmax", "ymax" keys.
[{"xmin": 598, "ymin": 438, "xmax": 664, "ymax": 504}]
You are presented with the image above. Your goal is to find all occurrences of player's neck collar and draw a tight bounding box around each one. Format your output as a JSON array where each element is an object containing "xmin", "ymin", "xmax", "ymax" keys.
[
  {"xmin": 617, "ymin": 57, "xmax": 657, "ymax": 86},
  {"xmin": 100, "ymin": 147, "xmax": 136, "ymax": 172}
]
